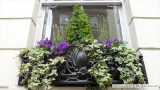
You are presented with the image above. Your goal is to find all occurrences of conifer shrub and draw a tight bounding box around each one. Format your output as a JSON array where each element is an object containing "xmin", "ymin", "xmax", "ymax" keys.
[{"xmin": 66, "ymin": 5, "xmax": 94, "ymax": 44}]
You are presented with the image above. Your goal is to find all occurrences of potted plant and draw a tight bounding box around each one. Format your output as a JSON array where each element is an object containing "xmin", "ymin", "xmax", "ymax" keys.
[
  {"xmin": 18, "ymin": 38, "xmax": 69, "ymax": 90},
  {"xmin": 18, "ymin": 5, "xmax": 147, "ymax": 90}
]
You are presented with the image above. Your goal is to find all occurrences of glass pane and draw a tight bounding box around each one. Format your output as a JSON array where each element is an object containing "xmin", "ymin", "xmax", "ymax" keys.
[
  {"xmin": 89, "ymin": 17, "xmax": 98, "ymax": 27},
  {"xmin": 50, "ymin": 6, "xmax": 122, "ymax": 43},
  {"xmin": 60, "ymin": 14, "xmax": 69, "ymax": 24}
]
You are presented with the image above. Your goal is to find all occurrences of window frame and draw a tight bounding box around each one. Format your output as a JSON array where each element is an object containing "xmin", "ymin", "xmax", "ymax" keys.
[{"xmin": 34, "ymin": 0, "xmax": 132, "ymax": 46}]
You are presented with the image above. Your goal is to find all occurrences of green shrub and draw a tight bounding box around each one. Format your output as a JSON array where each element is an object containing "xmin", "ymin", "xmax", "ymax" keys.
[{"xmin": 66, "ymin": 5, "xmax": 94, "ymax": 44}]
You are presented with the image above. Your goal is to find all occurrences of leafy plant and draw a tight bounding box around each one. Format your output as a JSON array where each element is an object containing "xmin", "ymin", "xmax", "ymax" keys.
[
  {"xmin": 79, "ymin": 38, "xmax": 145, "ymax": 90},
  {"xmin": 80, "ymin": 39, "xmax": 103, "ymax": 62},
  {"xmin": 52, "ymin": 24, "xmax": 66, "ymax": 44},
  {"xmin": 17, "ymin": 32, "xmax": 145, "ymax": 90},
  {"xmin": 18, "ymin": 38, "xmax": 66, "ymax": 90},
  {"xmin": 66, "ymin": 5, "xmax": 94, "ymax": 44},
  {"xmin": 88, "ymin": 61, "xmax": 112, "ymax": 88},
  {"xmin": 79, "ymin": 39, "xmax": 112, "ymax": 89},
  {"xmin": 18, "ymin": 48, "xmax": 30, "ymax": 59},
  {"xmin": 110, "ymin": 41, "xmax": 145, "ymax": 84}
]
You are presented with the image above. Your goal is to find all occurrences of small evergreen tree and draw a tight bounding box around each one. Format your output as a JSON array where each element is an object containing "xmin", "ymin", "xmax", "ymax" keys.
[{"xmin": 66, "ymin": 5, "xmax": 94, "ymax": 44}]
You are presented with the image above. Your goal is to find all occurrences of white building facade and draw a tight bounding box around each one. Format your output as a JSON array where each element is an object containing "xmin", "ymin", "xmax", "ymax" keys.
[{"xmin": 0, "ymin": 0, "xmax": 160, "ymax": 90}]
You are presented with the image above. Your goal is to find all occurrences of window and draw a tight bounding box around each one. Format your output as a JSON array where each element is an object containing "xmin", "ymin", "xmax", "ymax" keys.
[
  {"xmin": 60, "ymin": 14, "xmax": 69, "ymax": 25},
  {"xmin": 35, "ymin": 0, "xmax": 131, "ymax": 46},
  {"xmin": 89, "ymin": 17, "xmax": 98, "ymax": 27}
]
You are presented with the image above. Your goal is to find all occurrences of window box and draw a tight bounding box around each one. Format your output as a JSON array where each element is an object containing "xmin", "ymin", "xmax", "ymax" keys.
[{"xmin": 18, "ymin": 42, "xmax": 148, "ymax": 87}]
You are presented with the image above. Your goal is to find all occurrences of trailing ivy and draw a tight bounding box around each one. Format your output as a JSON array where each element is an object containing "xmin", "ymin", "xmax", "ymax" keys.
[
  {"xmin": 88, "ymin": 61, "xmax": 112, "ymax": 88},
  {"xmin": 18, "ymin": 42, "xmax": 65, "ymax": 90},
  {"xmin": 110, "ymin": 42, "xmax": 145, "ymax": 84},
  {"xmin": 79, "ymin": 38, "xmax": 145, "ymax": 90},
  {"xmin": 79, "ymin": 39, "xmax": 112, "ymax": 89},
  {"xmin": 66, "ymin": 5, "xmax": 94, "ymax": 44}
]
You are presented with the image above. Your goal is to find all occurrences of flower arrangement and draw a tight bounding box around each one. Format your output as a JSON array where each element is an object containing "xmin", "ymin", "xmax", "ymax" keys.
[
  {"xmin": 18, "ymin": 38, "xmax": 69, "ymax": 90},
  {"xmin": 18, "ymin": 37, "xmax": 145, "ymax": 90},
  {"xmin": 37, "ymin": 38, "xmax": 69, "ymax": 55},
  {"xmin": 78, "ymin": 39, "xmax": 145, "ymax": 90},
  {"xmin": 17, "ymin": 5, "xmax": 147, "ymax": 90}
]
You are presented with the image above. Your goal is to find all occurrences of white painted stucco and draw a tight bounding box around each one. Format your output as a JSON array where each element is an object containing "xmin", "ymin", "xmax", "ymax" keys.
[
  {"xmin": 124, "ymin": 0, "xmax": 160, "ymax": 24},
  {"xmin": 0, "ymin": 19, "xmax": 31, "ymax": 48},
  {"xmin": 0, "ymin": 0, "xmax": 35, "ymax": 18}
]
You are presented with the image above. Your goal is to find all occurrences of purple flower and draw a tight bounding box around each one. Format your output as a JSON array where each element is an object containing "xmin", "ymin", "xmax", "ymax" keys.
[
  {"xmin": 50, "ymin": 50, "xmax": 55, "ymax": 53},
  {"xmin": 104, "ymin": 38, "xmax": 119, "ymax": 48},
  {"xmin": 45, "ymin": 44, "xmax": 51, "ymax": 48},
  {"xmin": 58, "ymin": 51, "xmax": 63, "ymax": 54},
  {"xmin": 37, "ymin": 38, "xmax": 55, "ymax": 48},
  {"xmin": 106, "ymin": 43, "xmax": 111, "ymax": 48},
  {"xmin": 113, "ymin": 38, "xmax": 119, "ymax": 42},
  {"xmin": 51, "ymin": 40, "xmax": 69, "ymax": 55},
  {"xmin": 37, "ymin": 40, "xmax": 44, "ymax": 46},
  {"xmin": 105, "ymin": 38, "xmax": 110, "ymax": 43},
  {"xmin": 37, "ymin": 38, "xmax": 69, "ymax": 55}
]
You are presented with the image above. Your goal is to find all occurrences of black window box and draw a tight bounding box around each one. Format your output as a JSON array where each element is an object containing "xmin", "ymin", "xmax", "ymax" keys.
[{"xmin": 18, "ymin": 46, "xmax": 148, "ymax": 87}]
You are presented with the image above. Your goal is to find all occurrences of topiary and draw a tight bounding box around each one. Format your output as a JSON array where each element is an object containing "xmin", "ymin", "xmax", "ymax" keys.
[{"xmin": 66, "ymin": 5, "xmax": 94, "ymax": 44}]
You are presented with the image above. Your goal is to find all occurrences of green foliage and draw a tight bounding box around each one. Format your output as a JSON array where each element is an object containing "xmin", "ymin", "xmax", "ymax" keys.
[
  {"xmin": 18, "ymin": 48, "xmax": 30, "ymax": 59},
  {"xmin": 97, "ymin": 15, "xmax": 113, "ymax": 42},
  {"xmin": 79, "ymin": 39, "xmax": 112, "ymax": 89},
  {"xmin": 110, "ymin": 42, "xmax": 145, "ymax": 84},
  {"xmin": 88, "ymin": 61, "xmax": 112, "ymax": 88},
  {"xmin": 52, "ymin": 24, "xmax": 66, "ymax": 44},
  {"xmin": 80, "ymin": 39, "xmax": 145, "ymax": 89},
  {"xmin": 79, "ymin": 39, "xmax": 103, "ymax": 62},
  {"xmin": 18, "ymin": 38, "xmax": 145, "ymax": 90},
  {"xmin": 66, "ymin": 5, "xmax": 94, "ymax": 44},
  {"xmin": 18, "ymin": 46, "xmax": 64, "ymax": 90}
]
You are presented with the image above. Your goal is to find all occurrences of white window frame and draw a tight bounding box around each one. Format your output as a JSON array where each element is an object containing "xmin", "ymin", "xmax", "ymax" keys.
[{"xmin": 34, "ymin": 0, "xmax": 131, "ymax": 46}]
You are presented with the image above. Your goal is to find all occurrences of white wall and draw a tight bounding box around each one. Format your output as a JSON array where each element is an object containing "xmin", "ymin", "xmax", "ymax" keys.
[
  {"xmin": 0, "ymin": 0, "xmax": 40, "ymax": 90},
  {"xmin": 125, "ymin": 0, "xmax": 160, "ymax": 90}
]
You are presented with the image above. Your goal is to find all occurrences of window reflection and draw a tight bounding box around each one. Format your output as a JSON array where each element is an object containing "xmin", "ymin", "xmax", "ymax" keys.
[
  {"xmin": 51, "ymin": 6, "xmax": 122, "ymax": 40},
  {"xmin": 60, "ymin": 14, "xmax": 69, "ymax": 24}
]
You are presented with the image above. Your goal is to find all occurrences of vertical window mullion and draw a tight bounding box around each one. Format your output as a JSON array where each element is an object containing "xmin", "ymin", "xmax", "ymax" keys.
[
  {"xmin": 44, "ymin": 9, "xmax": 53, "ymax": 39},
  {"xmin": 42, "ymin": 6, "xmax": 49, "ymax": 39},
  {"xmin": 34, "ymin": 3, "xmax": 46, "ymax": 46},
  {"xmin": 118, "ymin": 5, "xmax": 131, "ymax": 46}
]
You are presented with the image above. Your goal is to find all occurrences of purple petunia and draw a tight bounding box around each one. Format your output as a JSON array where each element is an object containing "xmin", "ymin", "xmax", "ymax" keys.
[
  {"xmin": 99, "ymin": 38, "xmax": 119, "ymax": 48},
  {"xmin": 49, "ymin": 40, "xmax": 69, "ymax": 55},
  {"xmin": 105, "ymin": 38, "xmax": 119, "ymax": 48},
  {"xmin": 54, "ymin": 40, "xmax": 69, "ymax": 54},
  {"xmin": 113, "ymin": 38, "xmax": 119, "ymax": 42},
  {"xmin": 37, "ymin": 38, "xmax": 55, "ymax": 48},
  {"xmin": 37, "ymin": 40, "xmax": 44, "ymax": 46},
  {"xmin": 37, "ymin": 38, "xmax": 69, "ymax": 55}
]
